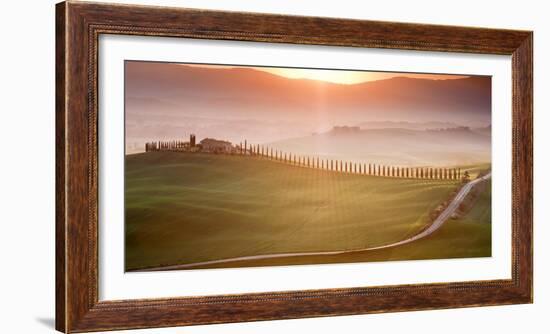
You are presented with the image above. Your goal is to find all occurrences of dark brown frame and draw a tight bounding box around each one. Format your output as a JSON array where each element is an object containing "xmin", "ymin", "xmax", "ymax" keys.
[{"xmin": 56, "ymin": 1, "xmax": 533, "ymax": 332}]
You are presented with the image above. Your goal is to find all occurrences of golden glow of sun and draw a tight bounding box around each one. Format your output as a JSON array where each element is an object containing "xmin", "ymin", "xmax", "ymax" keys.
[
  {"xmin": 261, "ymin": 68, "xmax": 468, "ymax": 84},
  {"xmin": 260, "ymin": 68, "xmax": 379, "ymax": 85}
]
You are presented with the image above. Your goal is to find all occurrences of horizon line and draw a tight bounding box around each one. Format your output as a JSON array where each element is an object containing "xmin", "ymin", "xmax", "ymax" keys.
[{"xmin": 126, "ymin": 59, "xmax": 474, "ymax": 85}]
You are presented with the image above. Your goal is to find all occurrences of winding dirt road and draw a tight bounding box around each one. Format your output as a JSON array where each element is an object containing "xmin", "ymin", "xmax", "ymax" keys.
[{"xmin": 141, "ymin": 173, "xmax": 492, "ymax": 271}]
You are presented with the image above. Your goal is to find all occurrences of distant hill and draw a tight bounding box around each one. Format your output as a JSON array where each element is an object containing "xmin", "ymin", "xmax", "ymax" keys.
[
  {"xmin": 268, "ymin": 126, "xmax": 491, "ymax": 166},
  {"xmin": 126, "ymin": 63, "xmax": 491, "ymax": 125},
  {"xmin": 358, "ymin": 121, "xmax": 461, "ymax": 130}
]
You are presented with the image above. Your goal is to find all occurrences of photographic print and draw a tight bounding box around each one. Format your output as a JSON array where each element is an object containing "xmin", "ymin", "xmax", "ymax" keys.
[{"xmin": 124, "ymin": 61, "xmax": 492, "ymax": 272}]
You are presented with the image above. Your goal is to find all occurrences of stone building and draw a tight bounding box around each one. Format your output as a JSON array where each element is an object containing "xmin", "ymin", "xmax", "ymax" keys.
[{"xmin": 199, "ymin": 138, "xmax": 233, "ymax": 153}]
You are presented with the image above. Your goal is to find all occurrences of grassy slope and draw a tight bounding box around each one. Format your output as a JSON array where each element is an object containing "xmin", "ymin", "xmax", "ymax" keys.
[
  {"xmin": 193, "ymin": 180, "xmax": 492, "ymax": 269},
  {"xmin": 125, "ymin": 152, "xmax": 463, "ymax": 271}
]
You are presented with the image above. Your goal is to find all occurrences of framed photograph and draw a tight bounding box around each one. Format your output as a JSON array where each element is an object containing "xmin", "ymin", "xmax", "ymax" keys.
[{"xmin": 56, "ymin": 1, "xmax": 532, "ymax": 332}]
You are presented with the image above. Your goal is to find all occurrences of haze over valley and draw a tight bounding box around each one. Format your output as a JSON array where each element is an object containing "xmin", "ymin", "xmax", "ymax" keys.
[{"xmin": 125, "ymin": 62, "xmax": 491, "ymax": 166}]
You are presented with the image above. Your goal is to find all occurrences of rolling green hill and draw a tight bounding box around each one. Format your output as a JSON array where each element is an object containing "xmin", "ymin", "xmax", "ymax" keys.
[
  {"xmin": 125, "ymin": 152, "xmax": 464, "ymax": 271},
  {"xmin": 197, "ymin": 179, "xmax": 491, "ymax": 269}
]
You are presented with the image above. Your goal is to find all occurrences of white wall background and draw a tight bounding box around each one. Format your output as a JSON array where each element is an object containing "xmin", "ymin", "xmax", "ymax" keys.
[{"xmin": 0, "ymin": 0, "xmax": 546, "ymax": 333}]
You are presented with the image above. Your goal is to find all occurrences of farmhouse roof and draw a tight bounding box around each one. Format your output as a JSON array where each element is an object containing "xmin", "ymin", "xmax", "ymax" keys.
[{"xmin": 200, "ymin": 138, "xmax": 232, "ymax": 145}]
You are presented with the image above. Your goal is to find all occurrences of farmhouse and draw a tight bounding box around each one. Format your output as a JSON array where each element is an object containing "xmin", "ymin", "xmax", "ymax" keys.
[{"xmin": 200, "ymin": 138, "xmax": 233, "ymax": 153}]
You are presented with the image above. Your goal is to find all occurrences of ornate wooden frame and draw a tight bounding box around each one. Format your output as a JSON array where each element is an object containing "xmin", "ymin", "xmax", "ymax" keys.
[{"xmin": 56, "ymin": 1, "xmax": 533, "ymax": 332}]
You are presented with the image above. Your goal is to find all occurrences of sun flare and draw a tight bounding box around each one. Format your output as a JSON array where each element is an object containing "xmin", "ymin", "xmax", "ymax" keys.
[{"xmin": 261, "ymin": 68, "xmax": 378, "ymax": 85}]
